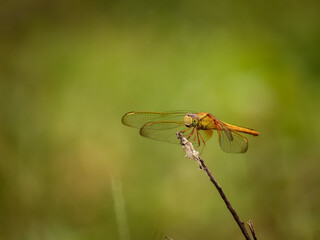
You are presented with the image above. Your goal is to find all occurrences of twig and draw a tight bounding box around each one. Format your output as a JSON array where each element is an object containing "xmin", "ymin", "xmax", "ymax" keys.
[
  {"xmin": 247, "ymin": 220, "xmax": 257, "ymax": 240},
  {"xmin": 164, "ymin": 236, "xmax": 174, "ymax": 240},
  {"xmin": 176, "ymin": 132, "xmax": 256, "ymax": 240},
  {"xmin": 111, "ymin": 178, "xmax": 132, "ymax": 240}
]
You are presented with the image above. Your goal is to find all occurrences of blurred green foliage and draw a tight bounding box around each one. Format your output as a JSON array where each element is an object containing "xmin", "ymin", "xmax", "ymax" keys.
[{"xmin": 0, "ymin": 0, "xmax": 320, "ymax": 239}]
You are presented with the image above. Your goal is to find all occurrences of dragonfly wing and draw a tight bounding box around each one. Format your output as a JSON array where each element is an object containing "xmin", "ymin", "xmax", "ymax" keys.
[
  {"xmin": 122, "ymin": 111, "xmax": 191, "ymax": 129},
  {"xmin": 199, "ymin": 129, "xmax": 214, "ymax": 141},
  {"xmin": 140, "ymin": 121, "xmax": 187, "ymax": 144},
  {"xmin": 218, "ymin": 129, "xmax": 248, "ymax": 153}
]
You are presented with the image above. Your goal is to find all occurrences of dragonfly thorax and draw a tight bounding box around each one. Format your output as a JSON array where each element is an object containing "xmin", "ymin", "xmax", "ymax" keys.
[{"xmin": 184, "ymin": 113, "xmax": 199, "ymax": 128}]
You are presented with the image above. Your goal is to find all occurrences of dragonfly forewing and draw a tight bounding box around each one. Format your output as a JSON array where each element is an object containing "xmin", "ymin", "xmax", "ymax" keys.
[
  {"xmin": 121, "ymin": 111, "xmax": 190, "ymax": 129},
  {"xmin": 140, "ymin": 121, "xmax": 187, "ymax": 144}
]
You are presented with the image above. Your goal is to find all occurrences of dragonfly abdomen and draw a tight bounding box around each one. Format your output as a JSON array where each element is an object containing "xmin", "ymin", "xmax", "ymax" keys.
[{"xmin": 224, "ymin": 123, "xmax": 260, "ymax": 136}]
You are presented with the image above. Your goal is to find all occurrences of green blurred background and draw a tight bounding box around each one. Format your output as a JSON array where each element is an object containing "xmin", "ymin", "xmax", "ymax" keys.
[{"xmin": 1, "ymin": 0, "xmax": 320, "ymax": 239}]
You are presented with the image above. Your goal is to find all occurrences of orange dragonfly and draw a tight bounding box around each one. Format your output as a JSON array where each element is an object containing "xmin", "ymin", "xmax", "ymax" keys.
[{"xmin": 122, "ymin": 111, "xmax": 259, "ymax": 154}]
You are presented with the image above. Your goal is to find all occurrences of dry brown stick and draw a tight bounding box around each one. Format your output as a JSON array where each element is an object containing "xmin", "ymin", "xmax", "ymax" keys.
[
  {"xmin": 247, "ymin": 220, "xmax": 257, "ymax": 240},
  {"xmin": 164, "ymin": 236, "xmax": 174, "ymax": 240},
  {"xmin": 176, "ymin": 132, "xmax": 255, "ymax": 240}
]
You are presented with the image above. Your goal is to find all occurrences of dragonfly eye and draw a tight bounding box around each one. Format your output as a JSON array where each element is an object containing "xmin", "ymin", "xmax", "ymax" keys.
[{"xmin": 184, "ymin": 113, "xmax": 198, "ymax": 127}]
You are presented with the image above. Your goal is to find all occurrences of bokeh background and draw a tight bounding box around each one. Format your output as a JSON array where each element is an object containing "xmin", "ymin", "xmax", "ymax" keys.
[{"xmin": 1, "ymin": 0, "xmax": 320, "ymax": 239}]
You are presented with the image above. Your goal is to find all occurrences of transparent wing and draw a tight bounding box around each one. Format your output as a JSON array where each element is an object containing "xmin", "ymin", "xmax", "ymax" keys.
[
  {"xmin": 200, "ymin": 129, "xmax": 214, "ymax": 141},
  {"xmin": 121, "ymin": 111, "xmax": 192, "ymax": 129},
  {"xmin": 218, "ymin": 128, "xmax": 248, "ymax": 153},
  {"xmin": 140, "ymin": 121, "xmax": 188, "ymax": 144}
]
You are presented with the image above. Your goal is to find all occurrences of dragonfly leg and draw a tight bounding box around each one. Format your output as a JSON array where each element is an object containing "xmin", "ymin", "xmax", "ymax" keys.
[
  {"xmin": 197, "ymin": 130, "xmax": 201, "ymax": 148},
  {"xmin": 193, "ymin": 130, "xmax": 198, "ymax": 142},
  {"xmin": 186, "ymin": 127, "xmax": 195, "ymax": 141},
  {"xmin": 192, "ymin": 130, "xmax": 200, "ymax": 149},
  {"xmin": 194, "ymin": 130, "xmax": 200, "ymax": 149},
  {"xmin": 199, "ymin": 131, "xmax": 206, "ymax": 155},
  {"xmin": 181, "ymin": 128, "xmax": 193, "ymax": 141},
  {"xmin": 181, "ymin": 128, "xmax": 191, "ymax": 134}
]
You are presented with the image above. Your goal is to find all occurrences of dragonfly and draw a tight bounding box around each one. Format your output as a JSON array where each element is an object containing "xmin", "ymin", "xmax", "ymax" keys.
[{"xmin": 122, "ymin": 111, "xmax": 259, "ymax": 154}]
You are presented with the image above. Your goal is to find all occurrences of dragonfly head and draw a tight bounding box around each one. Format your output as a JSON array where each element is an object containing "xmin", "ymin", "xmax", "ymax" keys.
[{"xmin": 184, "ymin": 113, "xmax": 199, "ymax": 128}]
